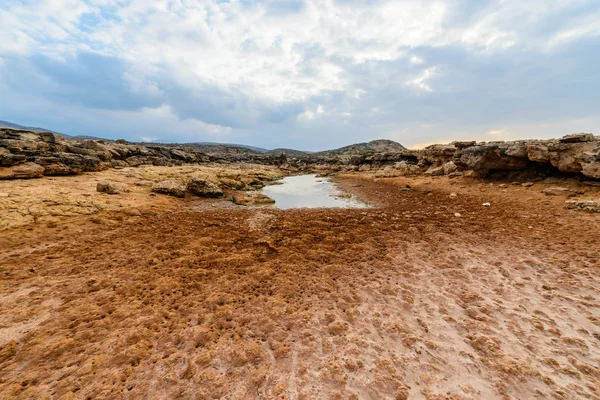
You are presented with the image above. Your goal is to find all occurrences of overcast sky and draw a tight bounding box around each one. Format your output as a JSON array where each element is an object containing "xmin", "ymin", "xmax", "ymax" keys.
[{"xmin": 1, "ymin": 0, "xmax": 599, "ymax": 150}]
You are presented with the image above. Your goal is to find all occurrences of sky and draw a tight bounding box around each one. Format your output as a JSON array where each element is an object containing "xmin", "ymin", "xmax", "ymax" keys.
[{"xmin": 1, "ymin": 0, "xmax": 599, "ymax": 150}]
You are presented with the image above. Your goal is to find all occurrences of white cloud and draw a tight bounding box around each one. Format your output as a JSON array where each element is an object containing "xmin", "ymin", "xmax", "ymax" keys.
[
  {"xmin": 0, "ymin": 0, "xmax": 599, "ymax": 148},
  {"xmin": 409, "ymin": 67, "xmax": 437, "ymax": 92}
]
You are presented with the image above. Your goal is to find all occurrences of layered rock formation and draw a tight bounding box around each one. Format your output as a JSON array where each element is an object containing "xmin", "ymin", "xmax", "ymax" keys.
[
  {"xmin": 1, "ymin": 128, "xmax": 599, "ymax": 181},
  {"xmin": 314, "ymin": 133, "xmax": 600, "ymax": 181},
  {"xmin": 416, "ymin": 133, "xmax": 600, "ymax": 179},
  {"xmin": 0, "ymin": 128, "xmax": 283, "ymax": 178}
]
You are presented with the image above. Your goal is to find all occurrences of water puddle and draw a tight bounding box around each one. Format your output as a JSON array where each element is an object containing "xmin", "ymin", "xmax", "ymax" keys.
[{"xmin": 260, "ymin": 174, "xmax": 367, "ymax": 210}]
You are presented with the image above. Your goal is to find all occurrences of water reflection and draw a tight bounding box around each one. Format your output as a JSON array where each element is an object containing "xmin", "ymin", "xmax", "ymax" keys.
[{"xmin": 260, "ymin": 174, "xmax": 367, "ymax": 210}]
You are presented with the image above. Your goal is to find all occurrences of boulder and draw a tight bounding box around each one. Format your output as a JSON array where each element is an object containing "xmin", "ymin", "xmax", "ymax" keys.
[
  {"xmin": 442, "ymin": 161, "xmax": 457, "ymax": 175},
  {"xmin": 151, "ymin": 180, "xmax": 187, "ymax": 198},
  {"xmin": 187, "ymin": 178, "xmax": 224, "ymax": 198},
  {"xmin": 425, "ymin": 165, "xmax": 444, "ymax": 176},
  {"xmin": 0, "ymin": 162, "xmax": 45, "ymax": 179},
  {"xmin": 96, "ymin": 181, "xmax": 121, "ymax": 194}
]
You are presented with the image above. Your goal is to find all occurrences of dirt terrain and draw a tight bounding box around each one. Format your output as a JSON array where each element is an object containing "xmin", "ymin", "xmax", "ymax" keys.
[
  {"xmin": 0, "ymin": 164, "xmax": 283, "ymax": 230},
  {"xmin": 0, "ymin": 171, "xmax": 599, "ymax": 399}
]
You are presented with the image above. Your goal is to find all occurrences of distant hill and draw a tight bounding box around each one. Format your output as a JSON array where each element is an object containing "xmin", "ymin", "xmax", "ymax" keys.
[
  {"xmin": 314, "ymin": 139, "xmax": 406, "ymax": 156},
  {"xmin": 0, "ymin": 120, "xmax": 60, "ymax": 134},
  {"xmin": 143, "ymin": 142, "xmax": 268, "ymax": 155},
  {"xmin": 0, "ymin": 119, "xmax": 406, "ymax": 156},
  {"xmin": 265, "ymin": 148, "xmax": 309, "ymax": 157},
  {"xmin": 187, "ymin": 142, "xmax": 268, "ymax": 153},
  {"xmin": 0, "ymin": 120, "xmax": 104, "ymax": 140}
]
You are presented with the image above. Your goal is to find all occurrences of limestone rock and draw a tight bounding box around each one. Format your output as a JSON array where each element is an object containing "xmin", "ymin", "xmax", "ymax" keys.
[
  {"xmin": 151, "ymin": 180, "xmax": 187, "ymax": 198},
  {"xmin": 393, "ymin": 161, "xmax": 421, "ymax": 176},
  {"xmin": 543, "ymin": 187, "xmax": 574, "ymax": 197},
  {"xmin": 0, "ymin": 162, "xmax": 45, "ymax": 179},
  {"xmin": 425, "ymin": 165, "xmax": 444, "ymax": 176},
  {"xmin": 559, "ymin": 133, "xmax": 595, "ymax": 143},
  {"xmin": 218, "ymin": 178, "xmax": 247, "ymax": 190},
  {"xmin": 443, "ymin": 161, "xmax": 457, "ymax": 175},
  {"xmin": 96, "ymin": 181, "xmax": 121, "ymax": 194},
  {"xmin": 565, "ymin": 199, "xmax": 600, "ymax": 213},
  {"xmin": 232, "ymin": 193, "xmax": 275, "ymax": 206},
  {"xmin": 187, "ymin": 178, "xmax": 224, "ymax": 198}
]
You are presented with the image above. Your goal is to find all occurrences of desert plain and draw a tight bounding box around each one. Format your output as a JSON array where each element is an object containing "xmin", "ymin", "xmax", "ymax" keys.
[{"xmin": 0, "ymin": 160, "xmax": 599, "ymax": 400}]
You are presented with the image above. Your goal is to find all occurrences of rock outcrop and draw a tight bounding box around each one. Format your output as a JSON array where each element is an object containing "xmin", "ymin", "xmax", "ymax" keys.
[
  {"xmin": 1, "ymin": 128, "xmax": 599, "ymax": 182},
  {"xmin": 413, "ymin": 134, "xmax": 600, "ymax": 180},
  {"xmin": 565, "ymin": 199, "xmax": 600, "ymax": 213},
  {"xmin": 0, "ymin": 128, "xmax": 283, "ymax": 178}
]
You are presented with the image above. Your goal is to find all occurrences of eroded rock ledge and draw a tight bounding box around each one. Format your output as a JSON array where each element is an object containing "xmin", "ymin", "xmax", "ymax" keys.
[{"xmin": 1, "ymin": 128, "xmax": 599, "ymax": 181}]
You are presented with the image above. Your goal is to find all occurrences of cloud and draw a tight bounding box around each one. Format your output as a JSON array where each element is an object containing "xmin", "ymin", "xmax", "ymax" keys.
[{"xmin": 0, "ymin": 0, "xmax": 599, "ymax": 149}]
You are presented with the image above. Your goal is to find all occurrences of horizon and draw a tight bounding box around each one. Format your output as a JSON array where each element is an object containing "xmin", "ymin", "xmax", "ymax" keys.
[
  {"xmin": 1, "ymin": 118, "xmax": 595, "ymax": 152},
  {"xmin": 1, "ymin": 1, "xmax": 599, "ymax": 151}
]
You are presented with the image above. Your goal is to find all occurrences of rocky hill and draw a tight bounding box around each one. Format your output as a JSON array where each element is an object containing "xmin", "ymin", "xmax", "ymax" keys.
[
  {"xmin": 314, "ymin": 139, "xmax": 406, "ymax": 156},
  {"xmin": 265, "ymin": 148, "xmax": 309, "ymax": 157}
]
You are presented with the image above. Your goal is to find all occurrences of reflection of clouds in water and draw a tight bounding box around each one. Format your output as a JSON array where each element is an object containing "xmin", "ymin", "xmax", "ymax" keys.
[
  {"xmin": 261, "ymin": 174, "xmax": 366, "ymax": 210},
  {"xmin": 264, "ymin": 175, "xmax": 328, "ymax": 196}
]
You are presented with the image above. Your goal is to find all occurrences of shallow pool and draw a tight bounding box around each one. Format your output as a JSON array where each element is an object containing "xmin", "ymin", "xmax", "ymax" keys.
[{"xmin": 260, "ymin": 174, "xmax": 367, "ymax": 210}]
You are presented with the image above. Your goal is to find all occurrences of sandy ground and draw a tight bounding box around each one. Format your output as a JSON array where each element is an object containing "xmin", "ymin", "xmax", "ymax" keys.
[{"xmin": 0, "ymin": 171, "xmax": 599, "ymax": 399}]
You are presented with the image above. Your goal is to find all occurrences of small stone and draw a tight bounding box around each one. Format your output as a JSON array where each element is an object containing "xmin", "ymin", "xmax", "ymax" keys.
[
  {"xmin": 449, "ymin": 192, "xmax": 458, "ymax": 198},
  {"xmin": 543, "ymin": 187, "xmax": 574, "ymax": 197},
  {"xmin": 123, "ymin": 208, "xmax": 142, "ymax": 216},
  {"xmin": 498, "ymin": 184, "xmax": 508, "ymax": 189},
  {"xmin": 96, "ymin": 181, "xmax": 121, "ymax": 194},
  {"xmin": 454, "ymin": 213, "xmax": 462, "ymax": 217},
  {"xmin": 482, "ymin": 202, "xmax": 491, "ymax": 207},
  {"xmin": 522, "ymin": 182, "xmax": 535, "ymax": 187}
]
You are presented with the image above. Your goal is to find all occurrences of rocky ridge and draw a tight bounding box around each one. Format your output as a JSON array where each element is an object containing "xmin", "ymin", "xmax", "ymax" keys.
[{"xmin": 1, "ymin": 128, "xmax": 599, "ymax": 181}]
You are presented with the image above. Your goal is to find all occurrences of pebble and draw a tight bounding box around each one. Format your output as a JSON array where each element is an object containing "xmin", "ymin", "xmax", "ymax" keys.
[
  {"xmin": 449, "ymin": 192, "xmax": 458, "ymax": 198},
  {"xmin": 454, "ymin": 213, "xmax": 462, "ymax": 217},
  {"xmin": 482, "ymin": 202, "xmax": 491, "ymax": 207}
]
